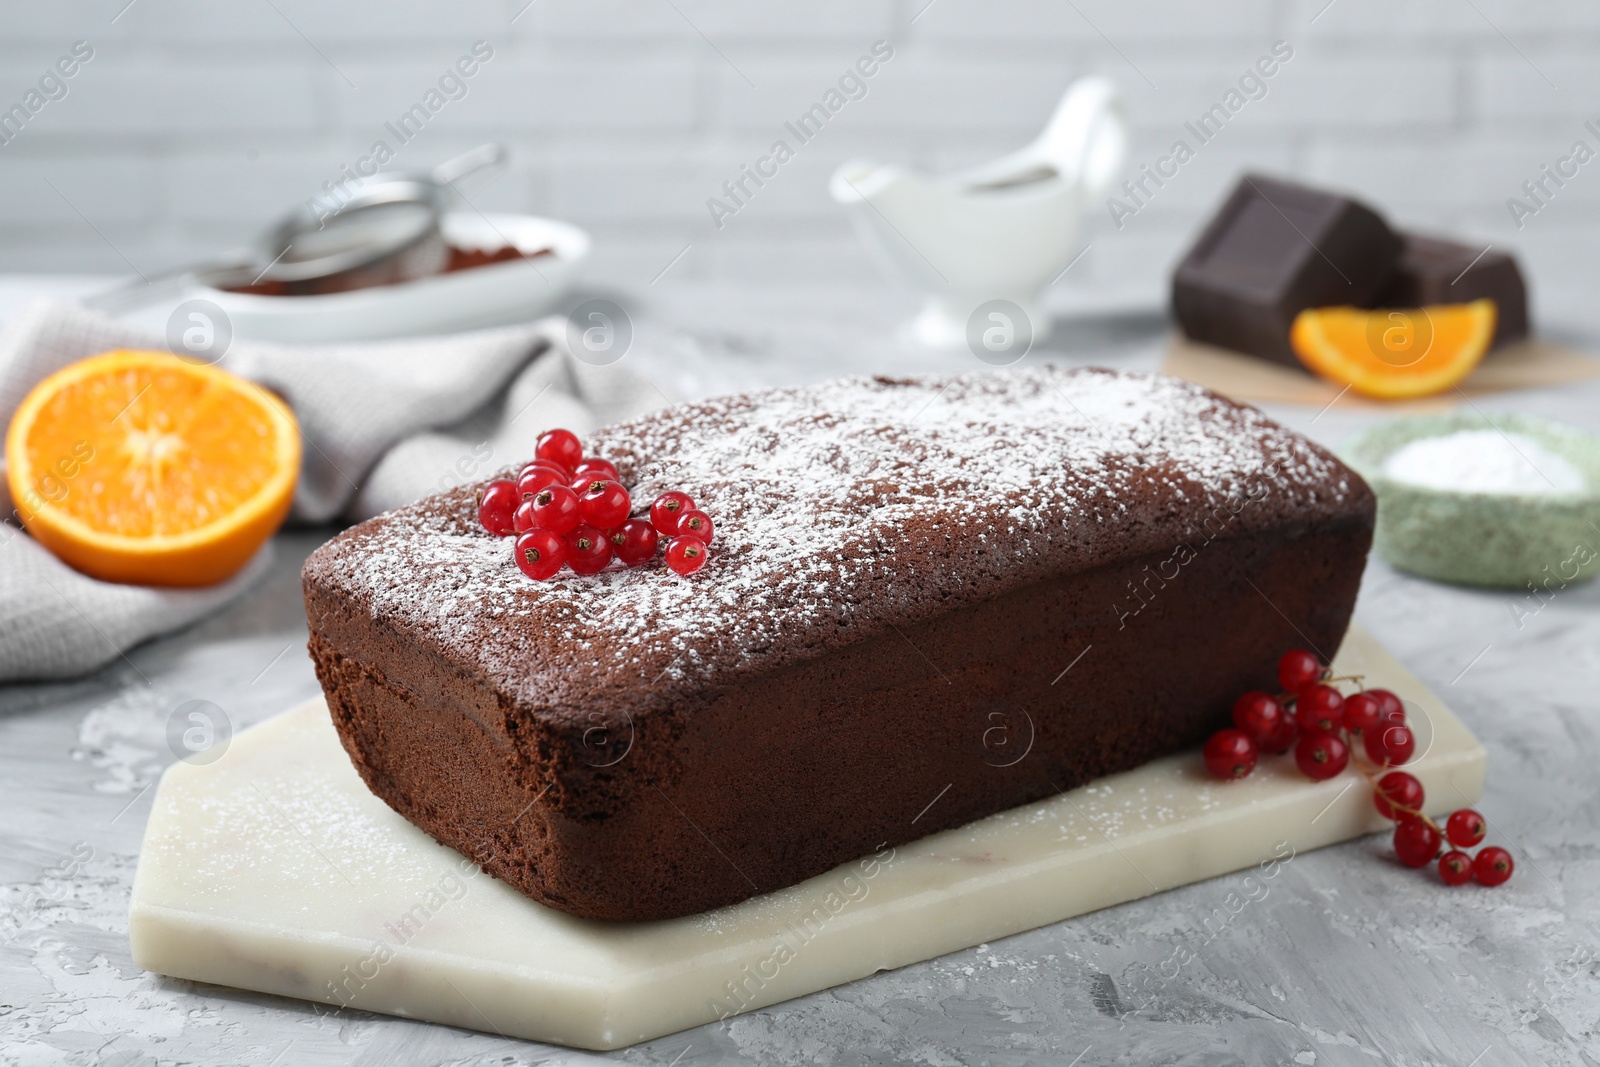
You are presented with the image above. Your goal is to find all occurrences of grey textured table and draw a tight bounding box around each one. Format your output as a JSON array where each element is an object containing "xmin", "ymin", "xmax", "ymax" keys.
[{"xmin": 4, "ymin": 277, "xmax": 1600, "ymax": 1067}]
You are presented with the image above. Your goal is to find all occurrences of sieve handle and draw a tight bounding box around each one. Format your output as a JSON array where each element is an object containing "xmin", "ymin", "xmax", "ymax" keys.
[{"xmin": 431, "ymin": 143, "xmax": 507, "ymax": 189}]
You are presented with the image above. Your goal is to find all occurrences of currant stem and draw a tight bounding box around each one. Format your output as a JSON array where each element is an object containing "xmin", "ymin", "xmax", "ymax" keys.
[{"xmin": 1353, "ymin": 751, "xmax": 1442, "ymax": 833}]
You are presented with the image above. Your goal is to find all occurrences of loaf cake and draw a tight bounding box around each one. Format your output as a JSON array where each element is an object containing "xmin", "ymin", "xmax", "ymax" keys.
[{"xmin": 303, "ymin": 367, "xmax": 1375, "ymax": 922}]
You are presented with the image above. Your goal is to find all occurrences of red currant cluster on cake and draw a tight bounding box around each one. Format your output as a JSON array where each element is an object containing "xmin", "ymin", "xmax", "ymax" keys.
[
  {"xmin": 1204, "ymin": 649, "xmax": 1512, "ymax": 888},
  {"xmin": 474, "ymin": 428, "xmax": 714, "ymax": 579}
]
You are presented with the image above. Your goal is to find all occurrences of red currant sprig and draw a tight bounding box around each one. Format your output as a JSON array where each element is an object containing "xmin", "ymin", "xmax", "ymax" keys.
[
  {"xmin": 1204, "ymin": 647, "xmax": 1512, "ymax": 888},
  {"xmin": 476, "ymin": 428, "xmax": 715, "ymax": 581}
]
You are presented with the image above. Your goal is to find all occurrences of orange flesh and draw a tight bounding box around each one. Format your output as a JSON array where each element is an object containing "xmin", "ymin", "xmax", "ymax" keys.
[
  {"xmin": 1290, "ymin": 300, "xmax": 1496, "ymax": 399},
  {"xmin": 25, "ymin": 362, "xmax": 282, "ymax": 537},
  {"xmin": 6, "ymin": 351, "xmax": 300, "ymax": 586}
]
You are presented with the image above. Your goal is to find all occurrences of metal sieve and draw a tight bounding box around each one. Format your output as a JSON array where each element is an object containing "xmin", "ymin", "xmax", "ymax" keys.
[{"xmin": 87, "ymin": 143, "xmax": 506, "ymax": 312}]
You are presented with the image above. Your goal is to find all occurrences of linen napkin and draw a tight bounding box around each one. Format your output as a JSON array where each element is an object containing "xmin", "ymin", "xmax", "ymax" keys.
[{"xmin": 0, "ymin": 300, "xmax": 666, "ymax": 682}]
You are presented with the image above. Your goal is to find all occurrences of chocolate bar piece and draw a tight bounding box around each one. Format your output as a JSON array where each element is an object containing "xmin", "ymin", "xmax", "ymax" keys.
[
  {"xmin": 1377, "ymin": 232, "xmax": 1530, "ymax": 348},
  {"xmin": 1173, "ymin": 174, "xmax": 1402, "ymax": 366}
]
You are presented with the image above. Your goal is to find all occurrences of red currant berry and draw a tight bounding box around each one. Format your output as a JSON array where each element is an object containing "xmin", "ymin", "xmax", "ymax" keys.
[
  {"xmin": 525, "ymin": 485, "xmax": 581, "ymax": 535},
  {"xmin": 1294, "ymin": 684, "xmax": 1345, "ymax": 733},
  {"xmin": 512, "ymin": 499, "xmax": 537, "ymax": 534},
  {"xmin": 665, "ymin": 534, "xmax": 710, "ymax": 576},
  {"xmin": 1231, "ymin": 691, "xmax": 1285, "ymax": 744},
  {"xmin": 651, "ymin": 491, "xmax": 696, "ymax": 536},
  {"xmin": 573, "ymin": 457, "xmax": 619, "ymax": 483},
  {"xmin": 1277, "ymin": 649, "xmax": 1321, "ymax": 692},
  {"xmin": 1438, "ymin": 850, "xmax": 1474, "ymax": 886},
  {"xmin": 535, "ymin": 428, "xmax": 583, "ymax": 473},
  {"xmin": 565, "ymin": 524, "xmax": 613, "ymax": 575},
  {"xmin": 677, "ymin": 509, "xmax": 714, "ymax": 543},
  {"xmin": 1203, "ymin": 728, "xmax": 1258, "ymax": 780},
  {"xmin": 1446, "ymin": 809, "xmax": 1487, "ymax": 848},
  {"xmin": 1364, "ymin": 723, "xmax": 1416, "ymax": 767},
  {"xmin": 1393, "ymin": 817, "xmax": 1442, "ymax": 868},
  {"xmin": 1294, "ymin": 730, "xmax": 1349, "ymax": 781},
  {"xmin": 1373, "ymin": 771, "xmax": 1424, "ymax": 821},
  {"xmin": 517, "ymin": 463, "xmax": 566, "ymax": 499},
  {"xmin": 477, "ymin": 479, "xmax": 518, "ymax": 536},
  {"xmin": 1342, "ymin": 691, "xmax": 1381, "ymax": 734},
  {"xmin": 1366, "ymin": 688, "xmax": 1404, "ymax": 722},
  {"xmin": 1474, "ymin": 846, "xmax": 1514, "ymax": 886},
  {"xmin": 513, "ymin": 529, "xmax": 565, "ymax": 580},
  {"xmin": 1260, "ymin": 715, "xmax": 1298, "ymax": 755},
  {"xmin": 609, "ymin": 519, "xmax": 659, "ymax": 567},
  {"xmin": 522, "ymin": 457, "xmax": 567, "ymax": 477},
  {"xmin": 577, "ymin": 479, "xmax": 631, "ymax": 529}
]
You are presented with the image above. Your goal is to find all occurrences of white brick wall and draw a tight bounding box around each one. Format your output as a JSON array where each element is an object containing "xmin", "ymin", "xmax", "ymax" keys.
[{"xmin": 2, "ymin": 0, "xmax": 1599, "ymax": 322}]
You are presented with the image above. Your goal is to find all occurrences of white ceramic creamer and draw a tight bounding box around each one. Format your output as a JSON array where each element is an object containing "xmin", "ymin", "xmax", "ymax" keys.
[{"xmin": 831, "ymin": 77, "xmax": 1128, "ymax": 349}]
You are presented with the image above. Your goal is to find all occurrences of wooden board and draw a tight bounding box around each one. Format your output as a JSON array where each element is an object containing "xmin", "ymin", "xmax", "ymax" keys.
[{"xmin": 1162, "ymin": 333, "xmax": 1600, "ymax": 410}]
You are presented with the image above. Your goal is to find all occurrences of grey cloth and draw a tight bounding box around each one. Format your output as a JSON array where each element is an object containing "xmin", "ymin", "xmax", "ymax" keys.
[
  {"xmin": 0, "ymin": 300, "xmax": 665, "ymax": 682},
  {"xmin": 0, "ymin": 529, "xmax": 273, "ymax": 683}
]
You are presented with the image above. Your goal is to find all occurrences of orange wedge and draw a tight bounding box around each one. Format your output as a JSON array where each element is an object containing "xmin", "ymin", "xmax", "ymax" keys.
[
  {"xmin": 5, "ymin": 350, "xmax": 300, "ymax": 586},
  {"xmin": 1290, "ymin": 299, "xmax": 1497, "ymax": 399}
]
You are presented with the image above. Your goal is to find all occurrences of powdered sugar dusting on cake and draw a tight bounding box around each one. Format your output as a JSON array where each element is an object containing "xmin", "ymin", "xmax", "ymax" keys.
[{"xmin": 311, "ymin": 367, "xmax": 1363, "ymax": 715}]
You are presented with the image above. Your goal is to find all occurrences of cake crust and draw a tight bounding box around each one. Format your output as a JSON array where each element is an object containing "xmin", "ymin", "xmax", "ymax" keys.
[{"xmin": 304, "ymin": 367, "xmax": 1374, "ymax": 921}]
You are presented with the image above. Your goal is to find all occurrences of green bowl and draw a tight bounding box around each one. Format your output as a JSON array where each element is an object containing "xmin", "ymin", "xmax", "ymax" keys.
[{"xmin": 1340, "ymin": 412, "xmax": 1600, "ymax": 589}]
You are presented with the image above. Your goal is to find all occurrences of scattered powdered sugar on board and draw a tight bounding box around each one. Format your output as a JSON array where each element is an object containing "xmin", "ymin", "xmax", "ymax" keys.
[
  {"xmin": 311, "ymin": 367, "xmax": 1365, "ymax": 716},
  {"xmin": 1382, "ymin": 429, "xmax": 1587, "ymax": 495}
]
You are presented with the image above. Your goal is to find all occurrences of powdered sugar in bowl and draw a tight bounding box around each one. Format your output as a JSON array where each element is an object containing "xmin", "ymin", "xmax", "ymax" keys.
[{"xmin": 1342, "ymin": 413, "xmax": 1600, "ymax": 588}]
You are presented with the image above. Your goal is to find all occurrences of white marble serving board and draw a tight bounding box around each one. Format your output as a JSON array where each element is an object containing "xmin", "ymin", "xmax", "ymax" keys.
[{"xmin": 128, "ymin": 625, "xmax": 1484, "ymax": 1051}]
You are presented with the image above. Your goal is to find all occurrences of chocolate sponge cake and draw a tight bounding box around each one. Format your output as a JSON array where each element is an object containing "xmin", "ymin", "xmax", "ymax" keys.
[{"xmin": 303, "ymin": 367, "xmax": 1374, "ymax": 922}]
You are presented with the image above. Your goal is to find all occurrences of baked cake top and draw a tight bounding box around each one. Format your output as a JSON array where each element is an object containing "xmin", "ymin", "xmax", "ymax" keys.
[{"xmin": 303, "ymin": 366, "xmax": 1371, "ymax": 722}]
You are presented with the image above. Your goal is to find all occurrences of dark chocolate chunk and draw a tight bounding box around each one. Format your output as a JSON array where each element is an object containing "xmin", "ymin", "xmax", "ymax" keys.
[
  {"xmin": 1377, "ymin": 232, "xmax": 1530, "ymax": 348},
  {"xmin": 1172, "ymin": 174, "xmax": 1402, "ymax": 366}
]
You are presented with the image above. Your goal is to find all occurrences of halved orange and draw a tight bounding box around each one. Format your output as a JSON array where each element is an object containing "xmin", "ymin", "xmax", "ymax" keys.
[
  {"xmin": 1290, "ymin": 299, "xmax": 1497, "ymax": 399},
  {"xmin": 5, "ymin": 350, "xmax": 300, "ymax": 587}
]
